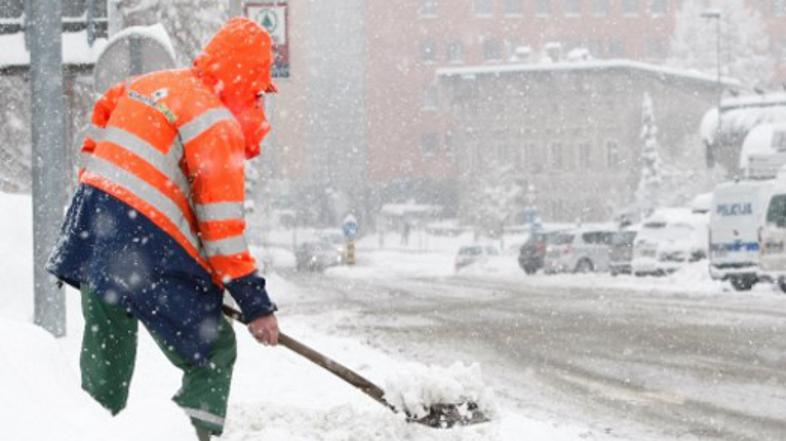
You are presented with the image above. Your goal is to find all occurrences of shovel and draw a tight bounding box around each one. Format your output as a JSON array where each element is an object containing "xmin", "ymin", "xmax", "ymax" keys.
[{"xmin": 222, "ymin": 305, "xmax": 489, "ymax": 428}]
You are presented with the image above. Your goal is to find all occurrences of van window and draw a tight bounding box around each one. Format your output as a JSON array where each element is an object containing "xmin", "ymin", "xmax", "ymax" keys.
[
  {"xmin": 611, "ymin": 231, "xmax": 636, "ymax": 245},
  {"xmin": 459, "ymin": 246, "xmax": 483, "ymax": 255},
  {"xmin": 766, "ymin": 194, "xmax": 786, "ymax": 228},
  {"xmin": 549, "ymin": 234, "xmax": 574, "ymax": 245}
]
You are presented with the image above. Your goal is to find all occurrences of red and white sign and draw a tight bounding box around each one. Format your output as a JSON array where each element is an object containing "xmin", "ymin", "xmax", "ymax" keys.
[{"xmin": 245, "ymin": 1, "xmax": 289, "ymax": 78}]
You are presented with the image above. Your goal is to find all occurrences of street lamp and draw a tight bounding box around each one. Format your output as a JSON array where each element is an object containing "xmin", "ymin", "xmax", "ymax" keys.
[{"xmin": 702, "ymin": 9, "xmax": 722, "ymax": 166}]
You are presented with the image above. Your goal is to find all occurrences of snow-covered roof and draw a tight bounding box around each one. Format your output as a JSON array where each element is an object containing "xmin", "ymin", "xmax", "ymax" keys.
[
  {"xmin": 380, "ymin": 203, "xmax": 442, "ymax": 217},
  {"xmin": 644, "ymin": 207, "xmax": 706, "ymax": 225},
  {"xmin": 0, "ymin": 30, "xmax": 107, "ymax": 69},
  {"xmin": 738, "ymin": 123, "xmax": 786, "ymax": 177},
  {"xmin": 102, "ymin": 23, "xmax": 176, "ymax": 65},
  {"xmin": 690, "ymin": 193, "xmax": 713, "ymax": 213},
  {"xmin": 436, "ymin": 59, "xmax": 738, "ymax": 86},
  {"xmin": 700, "ymin": 97, "xmax": 786, "ymax": 145}
]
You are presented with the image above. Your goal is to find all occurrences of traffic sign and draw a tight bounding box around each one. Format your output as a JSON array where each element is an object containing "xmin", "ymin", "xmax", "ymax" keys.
[
  {"xmin": 343, "ymin": 215, "xmax": 358, "ymax": 239},
  {"xmin": 245, "ymin": 2, "xmax": 290, "ymax": 78}
]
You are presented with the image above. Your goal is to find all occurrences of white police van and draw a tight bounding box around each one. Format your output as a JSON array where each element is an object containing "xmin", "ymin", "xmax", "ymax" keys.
[
  {"xmin": 709, "ymin": 123, "xmax": 786, "ymax": 291},
  {"xmin": 709, "ymin": 180, "xmax": 774, "ymax": 290}
]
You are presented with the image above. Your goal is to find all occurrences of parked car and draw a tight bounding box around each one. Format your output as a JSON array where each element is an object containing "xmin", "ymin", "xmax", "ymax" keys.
[
  {"xmin": 455, "ymin": 244, "xmax": 499, "ymax": 272},
  {"xmin": 609, "ymin": 228, "xmax": 638, "ymax": 276},
  {"xmin": 632, "ymin": 208, "xmax": 708, "ymax": 277},
  {"xmin": 543, "ymin": 228, "xmax": 616, "ymax": 274},
  {"xmin": 518, "ymin": 230, "xmax": 561, "ymax": 274},
  {"xmin": 295, "ymin": 240, "xmax": 344, "ymax": 272}
]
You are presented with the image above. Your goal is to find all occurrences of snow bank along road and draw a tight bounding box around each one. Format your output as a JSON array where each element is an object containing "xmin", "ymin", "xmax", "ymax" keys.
[{"xmin": 287, "ymin": 270, "xmax": 786, "ymax": 441}]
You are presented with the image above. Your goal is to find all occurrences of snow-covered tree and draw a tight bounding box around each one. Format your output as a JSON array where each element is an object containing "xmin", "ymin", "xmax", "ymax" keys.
[
  {"xmin": 668, "ymin": 0, "xmax": 773, "ymax": 87},
  {"xmin": 117, "ymin": 0, "xmax": 227, "ymax": 65},
  {"xmin": 0, "ymin": 77, "xmax": 31, "ymax": 193},
  {"xmin": 463, "ymin": 160, "xmax": 523, "ymax": 244},
  {"xmin": 634, "ymin": 93, "xmax": 663, "ymax": 218}
]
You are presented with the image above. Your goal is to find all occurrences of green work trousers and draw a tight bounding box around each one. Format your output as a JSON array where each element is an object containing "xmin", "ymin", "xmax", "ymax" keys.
[{"xmin": 79, "ymin": 288, "xmax": 237, "ymax": 435}]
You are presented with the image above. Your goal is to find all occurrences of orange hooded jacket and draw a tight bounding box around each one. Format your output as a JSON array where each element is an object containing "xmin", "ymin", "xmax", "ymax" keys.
[{"xmin": 79, "ymin": 17, "xmax": 277, "ymax": 285}]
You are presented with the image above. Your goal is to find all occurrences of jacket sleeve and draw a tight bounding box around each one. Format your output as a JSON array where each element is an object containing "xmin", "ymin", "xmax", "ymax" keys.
[
  {"xmin": 79, "ymin": 82, "xmax": 126, "ymax": 177},
  {"xmin": 182, "ymin": 108, "xmax": 277, "ymax": 321}
]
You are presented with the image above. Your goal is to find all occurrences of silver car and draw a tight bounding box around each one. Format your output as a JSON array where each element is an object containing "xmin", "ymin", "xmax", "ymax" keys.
[{"xmin": 543, "ymin": 229, "xmax": 616, "ymax": 274}]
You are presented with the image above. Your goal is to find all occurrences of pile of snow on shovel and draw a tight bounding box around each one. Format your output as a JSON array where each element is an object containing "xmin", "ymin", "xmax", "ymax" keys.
[{"xmin": 383, "ymin": 361, "xmax": 496, "ymax": 420}]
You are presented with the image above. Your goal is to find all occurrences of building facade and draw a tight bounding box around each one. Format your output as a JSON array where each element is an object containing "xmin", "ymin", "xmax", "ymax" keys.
[
  {"xmin": 438, "ymin": 61, "xmax": 723, "ymax": 221},
  {"xmin": 358, "ymin": 0, "xmax": 786, "ymax": 201}
]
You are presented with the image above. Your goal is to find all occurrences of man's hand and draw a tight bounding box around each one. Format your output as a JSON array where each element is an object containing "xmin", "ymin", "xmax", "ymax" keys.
[{"xmin": 248, "ymin": 313, "xmax": 279, "ymax": 346}]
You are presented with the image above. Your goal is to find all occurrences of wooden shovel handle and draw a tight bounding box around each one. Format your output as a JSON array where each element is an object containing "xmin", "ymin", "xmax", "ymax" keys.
[{"xmin": 222, "ymin": 305, "xmax": 396, "ymax": 412}]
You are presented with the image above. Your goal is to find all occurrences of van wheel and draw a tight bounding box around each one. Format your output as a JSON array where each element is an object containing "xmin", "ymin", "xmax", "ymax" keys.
[
  {"xmin": 523, "ymin": 265, "xmax": 538, "ymax": 275},
  {"xmin": 730, "ymin": 276, "xmax": 755, "ymax": 291},
  {"xmin": 574, "ymin": 259, "xmax": 593, "ymax": 273}
]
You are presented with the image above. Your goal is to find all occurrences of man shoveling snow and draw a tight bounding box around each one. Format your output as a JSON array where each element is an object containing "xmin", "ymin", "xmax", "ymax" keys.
[{"xmin": 46, "ymin": 18, "xmax": 280, "ymax": 441}]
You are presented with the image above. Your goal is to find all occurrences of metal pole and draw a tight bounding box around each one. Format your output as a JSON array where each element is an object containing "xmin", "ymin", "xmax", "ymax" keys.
[
  {"xmin": 29, "ymin": 0, "xmax": 67, "ymax": 337},
  {"xmin": 108, "ymin": 0, "xmax": 123, "ymax": 37},
  {"xmin": 715, "ymin": 17, "xmax": 722, "ymax": 149}
]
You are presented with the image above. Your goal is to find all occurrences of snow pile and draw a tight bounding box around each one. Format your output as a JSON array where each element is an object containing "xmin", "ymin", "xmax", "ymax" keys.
[
  {"xmin": 383, "ymin": 361, "xmax": 497, "ymax": 420},
  {"xmin": 0, "ymin": 318, "xmax": 130, "ymax": 441}
]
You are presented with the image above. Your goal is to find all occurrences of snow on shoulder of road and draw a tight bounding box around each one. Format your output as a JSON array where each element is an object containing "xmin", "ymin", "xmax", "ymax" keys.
[{"xmin": 0, "ymin": 192, "xmax": 600, "ymax": 441}]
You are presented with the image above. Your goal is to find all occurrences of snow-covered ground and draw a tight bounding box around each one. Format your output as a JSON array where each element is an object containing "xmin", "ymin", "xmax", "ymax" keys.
[{"xmin": 0, "ymin": 192, "xmax": 603, "ymax": 440}]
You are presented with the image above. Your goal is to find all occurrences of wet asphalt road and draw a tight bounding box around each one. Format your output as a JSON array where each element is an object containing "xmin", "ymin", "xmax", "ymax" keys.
[{"xmin": 281, "ymin": 270, "xmax": 786, "ymax": 441}]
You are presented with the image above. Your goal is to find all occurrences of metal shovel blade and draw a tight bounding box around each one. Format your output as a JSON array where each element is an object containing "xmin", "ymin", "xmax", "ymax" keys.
[{"xmin": 407, "ymin": 401, "xmax": 489, "ymax": 428}]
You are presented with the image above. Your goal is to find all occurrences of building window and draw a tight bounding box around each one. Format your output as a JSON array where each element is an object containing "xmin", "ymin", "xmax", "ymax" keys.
[
  {"xmin": 483, "ymin": 38, "xmax": 503, "ymax": 61},
  {"xmin": 474, "ymin": 0, "xmax": 493, "ymax": 15},
  {"xmin": 505, "ymin": 0, "xmax": 524, "ymax": 15},
  {"xmin": 645, "ymin": 37, "xmax": 667, "ymax": 59},
  {"xmin": 773, "ymin": 130, "xmax": 786, "ymax": 151},
  {"xmin": 622, "ymin": 0, "xmax": 639, "ymax": 15},
  {"xmin": 650, "ymin": 0, "xmax": 667, "ymax": 15},
  {"xmin": 0, "ymin": 0, "xmax": 24, "ymax": 18},
  {"xmin": 609, "ymin": 39, "xmax": 626, "ymax": 57},
  {"xmin": 528, "ymin": 143, "xmax": 544, "ymax": 174},
  {"xmin": 418, "ymin": 0, "xmax": 438, "ymax": 17},
  {"xmin": 775, "ymin": 0, "xmax": 786, "ymax": 16},
  {"xmin": 578, "ymin": 142, "xmax": 592, "ymax": 169},
  {"xmin": 563, "ymin": 0, "xmax": 581, "ymax": 16},
  {"xmin": 536, "ymin": 0, "xmax": 551, "ymax": 16},
  {"xmin": 591, "ymin": 0, "xmax": 609, "ymax": 15},
  {"xmin": 519, "ymin": 142, "xmax": 529, "ymax": 169},
  {"xmin": 63, "ymin": 0, "xmax": 86, "ymax": 17},
  {"xmin": 549, "ymin": 142, "xmax": 564, "ymax": 169},
  {"xmin": 421, "ymin": 39, "xmax": 437, "ymax": 63},
  {"xmin": 444, "ymin": 130, "xmax": 455, "ymax": 156},
  {"xmin": 421, "ymin": 133, "xmax": 439, "ymax": 157},
  {"xmin": 447, "ymin": 41, "xmax": 464, "ymax": 63},
  {"xmin": 423, "ymin": 84, "xmax": 438, "ymax": 110},
  {"xmin": 606, "ymin": 140, "xmax": 620, "ymax": 167}
]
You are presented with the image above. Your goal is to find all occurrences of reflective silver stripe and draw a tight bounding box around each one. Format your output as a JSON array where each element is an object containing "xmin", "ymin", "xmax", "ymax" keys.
[
  {"xmin": 78, "ymin": 151, "xmax": 92, "ymax": 168},
  {"xmin": 203, "ymin": 234, "xmax": 248, "ymax": 257},
  {"xmin": 178, "ymin": 108, "xmax": 235, "ymax": 144},
  {"xmin": 182, "ymin": 407, "xmax": 225, "ymax": 427},
  {"xmin": 167, "ymin": 137, "xmax": 184, "ymax": 165},
  {"xmin": 195, "ymin": 202, "xmax": 245, "ymax": 222},
  {"xmin": 100, "ymin": 126, "xmax": 191, "ymax": 199},
  {"xmin": 85, "ymin": 124, "xmax": 104, "ymax": 141},
  {"xmin": 84, "ymin": 155, "xmax": 201, "ymax": 252}
]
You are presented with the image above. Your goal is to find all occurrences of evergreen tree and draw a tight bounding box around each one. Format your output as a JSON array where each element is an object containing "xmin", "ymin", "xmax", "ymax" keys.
[
  {"xmin": 635, "ymin": 93, "xmax": 663, "ymax": 218},
  {"xmin": 464, "ymin": 160, "xmax": 523, "ymax": 244},
  {"xmin": 668, "ymin": 0, "xmax": 773, "ymax": 87}
]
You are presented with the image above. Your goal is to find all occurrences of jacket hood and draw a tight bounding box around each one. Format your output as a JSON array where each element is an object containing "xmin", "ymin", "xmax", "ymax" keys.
[{"xmin": 193, "ymin": 17, "xmax": 277, "ymax": 158}]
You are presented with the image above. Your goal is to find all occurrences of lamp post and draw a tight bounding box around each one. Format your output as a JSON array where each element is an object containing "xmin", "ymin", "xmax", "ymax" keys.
[{"xmin": 701, "ymin": 9, "xmax": 722, "ymax": 166}]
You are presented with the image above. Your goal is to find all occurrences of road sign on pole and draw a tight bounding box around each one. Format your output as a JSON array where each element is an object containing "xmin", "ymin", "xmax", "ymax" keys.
[
  {"xmin": 29, "ymin": 0, "xmax": 68, "ymax": 337},
  {"xmin": 245, "ymin": 1, "xmax": 289, "ymax": 78}
]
